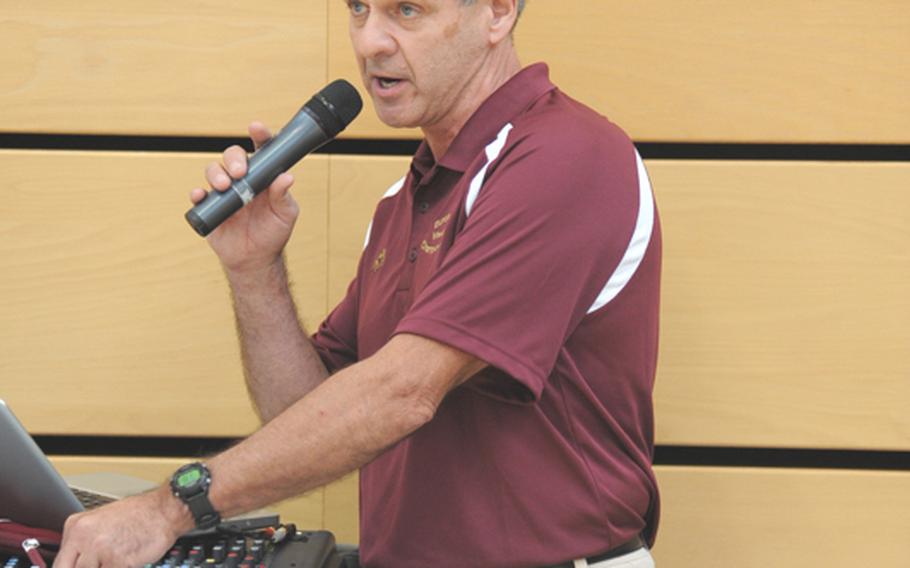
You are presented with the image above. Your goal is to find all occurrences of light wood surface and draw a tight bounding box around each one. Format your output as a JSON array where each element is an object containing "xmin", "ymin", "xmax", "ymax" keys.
[
  {"xmin": 49, "ymin": 456, "xmax": 324, "ymax": 531},
  {"xmin": 0, "ymin": 1, "xmax": 327, "ymax": 136},
  {"xmin": 322, "ymin": 472, "xmax": 360, "ymax": 544},
  {"xmin": 651, "ymin": 161, "xmax": 910, "ymax": 450},
  {"xmin": 328, "ymin": 0, "xmax": 910, "ymax": 143},
  {"xmin": 653, "ymin": 466, "xmax": 910, "ymax": 567},
  {"xmin": 0, "ymin": 150, "xmax": 329, "ymax": 436},
  {"xmin": 3, "ymin": 2, "xmax": 905, "ymax": 142}
]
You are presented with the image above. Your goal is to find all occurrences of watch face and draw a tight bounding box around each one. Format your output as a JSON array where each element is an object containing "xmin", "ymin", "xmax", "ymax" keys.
[{"xmin": 176, "ymin": 467, "xmax": 203, "ymax": 488}]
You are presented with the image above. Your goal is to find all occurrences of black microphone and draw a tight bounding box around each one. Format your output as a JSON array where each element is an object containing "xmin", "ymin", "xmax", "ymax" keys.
[{"xmin": 185, "ymin": 79, "xmax": 363, "ymax": 236}]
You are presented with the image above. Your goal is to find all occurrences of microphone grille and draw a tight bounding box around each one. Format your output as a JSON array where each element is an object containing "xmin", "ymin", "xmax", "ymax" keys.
[{"xmin": 305, "ymin": 79, "xmax": 363, "ymax": 137}]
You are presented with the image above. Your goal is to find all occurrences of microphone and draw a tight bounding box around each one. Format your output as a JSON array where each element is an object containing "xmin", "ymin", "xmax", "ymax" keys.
[{"xmin": 185, "ymin": 79, "xmax": 363, "ymax": 236}]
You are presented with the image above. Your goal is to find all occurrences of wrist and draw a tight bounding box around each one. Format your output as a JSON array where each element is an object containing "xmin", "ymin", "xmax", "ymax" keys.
[
  {"xmin": 224, "ymin": 255, "xmax": 287, "ymax": 290},
  {"xmin": 152, "ymin": 484, "xmax": 195, "ymax": 537}
]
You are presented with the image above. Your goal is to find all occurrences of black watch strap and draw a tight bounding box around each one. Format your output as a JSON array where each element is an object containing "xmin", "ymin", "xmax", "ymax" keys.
[{"xmin": 184, "ymin": 492, "xmax": 221, "ymax": 530}]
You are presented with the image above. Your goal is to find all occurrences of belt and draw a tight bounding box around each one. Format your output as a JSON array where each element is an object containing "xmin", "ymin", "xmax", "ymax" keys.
[{"xmin": 547, "ymin": 535, "xmax": 646, "ymax": 568}]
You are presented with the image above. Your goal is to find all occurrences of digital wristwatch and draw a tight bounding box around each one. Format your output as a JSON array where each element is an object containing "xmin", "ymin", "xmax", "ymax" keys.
[{"xmin": 170, "ymin": 462, "xmax": 221, "ymax": 530}]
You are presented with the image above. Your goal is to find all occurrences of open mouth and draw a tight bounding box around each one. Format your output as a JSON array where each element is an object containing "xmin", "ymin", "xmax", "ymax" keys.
[{"xmin": 377, "ymin": 77, "xmax": 402, "ymax": 89}]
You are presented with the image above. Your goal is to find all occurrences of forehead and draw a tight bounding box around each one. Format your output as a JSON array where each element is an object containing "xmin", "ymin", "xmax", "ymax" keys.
[{"xmin": 343, "ymin": 0, "xmax": 463, "ymax": 8}]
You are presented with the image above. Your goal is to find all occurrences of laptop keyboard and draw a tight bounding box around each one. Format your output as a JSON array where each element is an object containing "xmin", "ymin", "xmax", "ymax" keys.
[{"xmin": 71, "ymin": 486, "xmax": 117, "ymax": 509}]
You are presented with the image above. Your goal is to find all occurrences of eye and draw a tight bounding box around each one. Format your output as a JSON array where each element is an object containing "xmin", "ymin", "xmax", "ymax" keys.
[
  {"xmin": 399, "ymin": 3, "xmax": 418, "ymax": 17},
  {"xmin": 348, "ymin": 1, "xmax": 367, "ymax": 16}
]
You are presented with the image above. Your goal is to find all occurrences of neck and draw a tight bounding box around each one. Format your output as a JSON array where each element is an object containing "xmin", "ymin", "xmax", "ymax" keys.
[{"xmin": 422, "ymin": 47, "xmax": 522, "ymax": 160}]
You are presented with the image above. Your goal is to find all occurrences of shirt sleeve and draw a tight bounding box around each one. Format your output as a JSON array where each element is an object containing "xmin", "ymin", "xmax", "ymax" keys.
[
  {"xmin": 394, "ymin": 122, "xmax": 644, "ymax": 401},
  {"xmin": 311, "ymin": 276, "xmax": 360, "ymax": 374}
]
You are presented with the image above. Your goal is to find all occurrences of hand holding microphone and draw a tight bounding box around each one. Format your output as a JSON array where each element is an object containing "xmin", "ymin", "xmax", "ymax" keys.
[{"xmin": 186, "ymin": 80, "xmax": 363, "ymax": 238}]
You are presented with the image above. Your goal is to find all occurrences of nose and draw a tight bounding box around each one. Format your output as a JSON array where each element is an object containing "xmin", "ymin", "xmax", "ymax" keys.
[{"xmin": 350, "ymin": 12, "xmax": 397, "ymax": 61}]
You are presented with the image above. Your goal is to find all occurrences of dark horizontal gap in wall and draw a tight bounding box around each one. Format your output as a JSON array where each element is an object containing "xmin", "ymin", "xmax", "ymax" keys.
[
  {"xmin": 35, "ymin": 435, "xmax": 239, "ymax": 458},
  {"xmin": 33, "ymin": 435, "xmax": 910, "ymax": 471},
  {"xmin": 0, "ymin": 133, "xmax": 420, "ymax": 156},
  {"xmin": 655, "ymin": 445, "xmax": 910, "ymax": 471},
  {"xmin": 1, "ymin": 132, "xmax": 908, "ymax": 161},
  {"xmin": 636, "ymin": 142, "xmax": 910, "ymax": 161}
]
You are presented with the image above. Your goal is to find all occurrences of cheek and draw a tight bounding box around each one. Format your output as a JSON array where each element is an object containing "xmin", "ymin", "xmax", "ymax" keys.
[{"xmin": 443, "ymin": 20, "xmax": 459, "ymax": 39}]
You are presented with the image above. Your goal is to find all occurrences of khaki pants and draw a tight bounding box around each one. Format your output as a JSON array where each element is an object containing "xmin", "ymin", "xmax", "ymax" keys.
[{"xmin": 578, "ymin": 547, "xmax": 655, "ymax": 568}]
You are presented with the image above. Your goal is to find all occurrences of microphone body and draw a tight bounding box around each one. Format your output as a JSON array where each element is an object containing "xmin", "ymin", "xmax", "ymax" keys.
[{"xmin": 186, "ymin": 80, "xmax": 362, "ymax": 236}]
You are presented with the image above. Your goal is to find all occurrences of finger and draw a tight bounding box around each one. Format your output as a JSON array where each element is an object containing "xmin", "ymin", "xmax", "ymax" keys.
[
  {"xmin": 55, "ymin": 515, "xmax": 81, "ymax": 568},
  {"xmin": 222, "ymin": 145, "xmax": 248, "ymax": 179},
  {"xmin": 249, "ymin": 121, "xmax": 273, "ymax": 151},
  {"xmin": 53, "ymin": 543, "xmax": 77, "ymax": 568},
  {"xmin": 189, "ymin": 187, "xmax": 208, "ymax": 204},
  {"xmin": 205, "ymin": 162, "xmax": 232, "ymax": 191},
  {"xmin": 74, "ymin": 550, "xmax": 99, "ymax": 568}
]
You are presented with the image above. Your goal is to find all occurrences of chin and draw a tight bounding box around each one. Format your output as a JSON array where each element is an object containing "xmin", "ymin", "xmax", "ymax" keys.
[{"xmin": 375, "ymin": 110, "xmax": 419, "ymax": 130}]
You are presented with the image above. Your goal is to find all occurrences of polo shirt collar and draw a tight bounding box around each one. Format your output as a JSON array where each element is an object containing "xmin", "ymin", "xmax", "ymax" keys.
[{"xmin": 411, "ymin": 63, "xmax": 555, "ymax": 177}]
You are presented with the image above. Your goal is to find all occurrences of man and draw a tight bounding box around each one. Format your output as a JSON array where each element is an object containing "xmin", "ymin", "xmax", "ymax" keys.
[{"xmin": 55, "ymin": 1, "xmax": 661, "ymax": 567}]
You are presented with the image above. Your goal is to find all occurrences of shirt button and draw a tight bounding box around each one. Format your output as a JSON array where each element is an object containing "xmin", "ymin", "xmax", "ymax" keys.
[
  {"xmin": 408, "ymin": 248, "xmax": 418, "ymax": 262},
  {"xmin": 417, "ymin": 201, "xmax": 430, "ymax": 213}
]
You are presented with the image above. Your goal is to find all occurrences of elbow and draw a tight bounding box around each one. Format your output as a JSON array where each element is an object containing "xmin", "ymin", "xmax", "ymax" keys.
[
  {"xmin": 371, "ymin": 333, "xmax": 485, "ymax": 436},
  {"xmin": 407, "ymin": 391, "xmax": 439, "ymax": 431},
  {"xmin": 386, "ymin": 375, "xmax": 441, "ymax": 436}
]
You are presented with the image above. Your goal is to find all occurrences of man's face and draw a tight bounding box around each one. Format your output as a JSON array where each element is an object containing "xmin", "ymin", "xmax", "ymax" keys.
[{"xmin": 346, "ymin": 0, "xmax": 490, "ymax": 130}]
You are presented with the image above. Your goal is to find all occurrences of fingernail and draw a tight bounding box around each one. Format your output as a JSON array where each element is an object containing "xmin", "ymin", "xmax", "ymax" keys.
[
  {"xmin": 219, "ymin": 174, "xmax": 231, "ymax": 186},
  {"xmin": 229, "ymin": 163, "xmax": 243, "ymax": 176}
]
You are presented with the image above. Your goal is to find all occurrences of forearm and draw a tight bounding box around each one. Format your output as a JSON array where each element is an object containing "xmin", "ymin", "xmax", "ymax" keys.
[
  {"xmin": 205, "ymin": 334, "xmax": 483, "ymax": 518},
  {"xmin": 206, "ymin": 345, "xmax": 425, "ymax": 515},
  {"xmin": 227, "ymin": 255, "xmax": 329, "ymax": 423}
]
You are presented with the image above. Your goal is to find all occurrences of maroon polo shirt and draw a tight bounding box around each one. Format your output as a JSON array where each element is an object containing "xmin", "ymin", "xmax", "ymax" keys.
[{"xmin": 312, "ymin": 63, "xmax": 661, "ymax": 568}]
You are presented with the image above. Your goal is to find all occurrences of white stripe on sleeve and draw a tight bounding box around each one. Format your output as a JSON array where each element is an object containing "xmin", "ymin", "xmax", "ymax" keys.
[
  {"xmin": 465, "ymin": 123, "xmax": 514, "ymax": 217},
  {"xmin": 587, "ymin": 151, "xmax": 655, "ymax": 313}
]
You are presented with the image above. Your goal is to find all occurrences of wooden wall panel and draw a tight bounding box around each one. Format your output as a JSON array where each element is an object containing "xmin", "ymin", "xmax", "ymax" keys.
[
  {"xmin": 322, "ymin": 473, "xmax": 360, "ymax": 545},
  {"xmin": 4, "ymin": 1, "xmax": 905, "ymax": 141},
  {"xmin": 653, "ymin": 466, "xmax": 910, "ymax": 567},
  {"xmin": 0, "ymin": 1, "xmax": 327, "ymax": 136},
  {"xmin": 0, "ymin": 151, "xmax": 329, "ymax": 436},
  {"xmin": 328, "ymin": 1, "xmax": 910, "ymax": 143},
  {"xmin": 652, "ymin": 161, "xmax": 910, "ymax": 450},
  {"xmin": 326, "ymin": 157, "xmax": 910, "ymax": 450}
]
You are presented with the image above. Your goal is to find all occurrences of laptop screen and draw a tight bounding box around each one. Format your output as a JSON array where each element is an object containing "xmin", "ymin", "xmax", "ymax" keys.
[{"xmin": 0, "ymin": 399, "xmax": 84, "ymax": 530}]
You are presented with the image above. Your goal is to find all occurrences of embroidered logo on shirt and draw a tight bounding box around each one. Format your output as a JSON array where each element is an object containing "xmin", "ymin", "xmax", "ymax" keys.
[
  {"xmin": 434, "ymin": 213, "xmax": 451, "ymax": 230},
  {"xmin": 372, "ymin": 248, "xmax": 386, "ymax": 271},
  {"xmin": 421, "ymin": 213, "xmax": 452, "ymax": 255},
  {"xmin": 420, "ymin": 240, "xmax": 441, "ymax": 254}
]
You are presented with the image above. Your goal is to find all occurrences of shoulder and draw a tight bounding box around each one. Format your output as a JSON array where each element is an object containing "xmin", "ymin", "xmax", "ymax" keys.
[
  {"xmin": 490, "ymin": 90, "xmax": 639, "ymax": 192},
  {"xmin": 515, "ymin": 90, "xmax": 634, "ymax": 157},
  {"xmin": 480, "ymin": 90, "xmax": 640, "ymax": 209}
]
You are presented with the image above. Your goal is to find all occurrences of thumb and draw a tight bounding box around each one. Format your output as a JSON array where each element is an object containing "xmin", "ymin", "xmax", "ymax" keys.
[{"xmin": 267, "ymin": 173, "xmax": 298, "ymax": 220}]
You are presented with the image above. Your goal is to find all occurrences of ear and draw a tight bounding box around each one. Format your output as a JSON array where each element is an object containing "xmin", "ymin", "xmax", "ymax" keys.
[{"xmin": 488, "ymin": 0, "xmax": 519, "ymax": 44}]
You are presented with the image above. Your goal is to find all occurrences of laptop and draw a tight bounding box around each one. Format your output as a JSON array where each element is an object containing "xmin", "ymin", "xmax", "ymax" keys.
[{"xmin": 0, "ymin": 399, "xmax": 277, "ymax": 533}]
